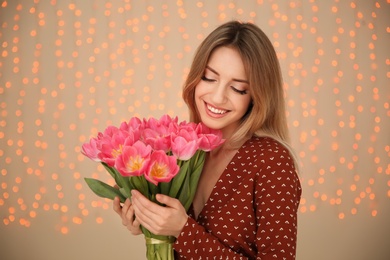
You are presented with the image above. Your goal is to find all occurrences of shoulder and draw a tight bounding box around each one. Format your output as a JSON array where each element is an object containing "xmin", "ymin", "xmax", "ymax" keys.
[
  {"xmin": 242, "ymin": 136, "xmax": 293, "ymax": 159},
  {"xmin": 241, "ymin": 136, "xmax": 297, "ymax": 174},
  {"xmin": 244, "ymin": 137, "xmax": 301, "ymax": 197}
]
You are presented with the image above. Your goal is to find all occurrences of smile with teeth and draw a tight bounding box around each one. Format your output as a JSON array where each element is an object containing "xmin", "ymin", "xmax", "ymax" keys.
[{"xmin": 207, "ymin": 103, "xmax": 228, "ymax": 114}]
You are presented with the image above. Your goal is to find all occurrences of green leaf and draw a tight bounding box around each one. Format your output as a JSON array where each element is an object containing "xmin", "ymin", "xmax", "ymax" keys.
[
  {"xmin": 84, "ymin": 177, "xmax": 126, "ymax": 203},
  {"xmin": 148, "ymin": 181, "xmax": 159, "ymax": 200},
  {"xmin": 183, "ymin": 151, "xmax": 206, "ymax": 210},
  {"xmin": 119, "ymin": 187, "xmax": 130, "ymax": 199},
  {"xmin": 130, "ymin": 176, "xmax": 146, "ymax": 193},
  {"xmin": 101, "ymin": 162, "xmax": 117, "ymax": 179},
  {"xmin": 183, "ymin": 165, "xmax": 203, "ymax": 210},
  {"xmin": 159, "ymin": 180, "xmax": 171, "ymax": 196},
  {"xmin": 168, "ymin": 160, "xmax": 189, "ymax": 198},
  {"xmin": 177, "ymin": 166, "xmax": 190, "ymax": 208},
  {"xmin": 102, "ymin": 162, "xmax": 132, "ymax": 198}
]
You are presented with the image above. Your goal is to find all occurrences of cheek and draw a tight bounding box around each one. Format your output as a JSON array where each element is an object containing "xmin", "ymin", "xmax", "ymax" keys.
[
  {"xmin": 194, "ymin": 82, "xmax": 208, "ymax": 100},
  {"xmin": 235, "ymin": 96, "xmax": 252, "ymax": 111},
  {"xmin": 194, "ymin": 84, "xmax": 204, "ymax": 109},
  {"xmin": 238, "ymin": 99, "xmax": 253, "ymax": 118}
]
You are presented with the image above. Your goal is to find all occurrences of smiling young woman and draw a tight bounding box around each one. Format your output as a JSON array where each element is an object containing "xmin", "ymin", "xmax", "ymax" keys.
[{"xmin": 114, "ymin": 20, "xmax": 302, "ymax": 259}]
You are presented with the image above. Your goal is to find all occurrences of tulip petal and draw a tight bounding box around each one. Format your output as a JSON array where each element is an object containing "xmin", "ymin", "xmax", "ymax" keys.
[{"xmin": 144, "ymin": 151, "xmax": 179, "ymax": 185}]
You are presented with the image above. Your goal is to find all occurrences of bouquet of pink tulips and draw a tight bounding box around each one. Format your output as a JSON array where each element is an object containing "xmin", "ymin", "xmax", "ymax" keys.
[{"xmin": 81, "ymin": 114, "xmax": 224, "ymax": 259}]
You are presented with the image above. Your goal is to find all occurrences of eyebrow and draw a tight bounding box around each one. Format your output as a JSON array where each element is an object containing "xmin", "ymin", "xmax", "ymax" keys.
[{"xmin": 206, "ymin": 65, "xmax": 249, "ymax": 84}]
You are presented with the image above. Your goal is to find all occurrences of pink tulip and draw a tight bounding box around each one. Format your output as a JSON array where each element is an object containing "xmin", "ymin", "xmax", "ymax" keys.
[
  {"xmin": 115, "ymin": 141, "xmax": 152, "ymax": 177},
  {"xmin": 159, "ymin": 114, "xmax": 178, "ymax": 125},
  {"xmin": 171, "ymin": 136, "xmax": 198, "ymax": 161},
  {"xmin": 196, "ymin": 123, "xmax": 225, "ymax": 151},
  {"xmin": 178, "ymin": 121, "xmax": 197, "ymax": 131},
  {"xmin": 98, "ymin": 128, "xmax": 135, "ymax": 167},
  {"xmin": 103, "ymin": 125, "xmax": 120, "ymax": 137},
  {"xmin": 142, "ymin": 128, "xmax": 172, "ymax": 152},
  {"xmin": 121, "ymin": 116, "xmax": 143, "ymax": 131},
  {"xmin": 141, "ymin": 115, "xmax": 180, "ymax": 152},
  {"xmin": 171, "ymin": 128, "xmax": 199, "ymax": 160},
  {"xmin": 144, "ymin": 150, "xmax": 179, "ymax": 186},
  {"xmin": 144, "ymin": 115, "xmax": 179, "ymax": 137},
  {"xmin": 81, "ymin": 137, "xmax": 101, "ymax": 162},
  {"xmin": 119, "ymin": 117, "xmax": 144, "ymax": 141}
]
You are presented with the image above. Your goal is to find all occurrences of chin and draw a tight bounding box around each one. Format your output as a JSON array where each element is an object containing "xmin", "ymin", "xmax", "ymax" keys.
[{"xmin": 198, "ymin": 116, "xmax": 221, "ymax": 130}]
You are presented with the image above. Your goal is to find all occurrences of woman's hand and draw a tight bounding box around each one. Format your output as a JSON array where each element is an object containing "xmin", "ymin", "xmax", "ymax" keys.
[
  {"xmin": 131, "ymin": 189, "xmax": 188, "ymax": 238},
  {"xmin": 113, "ymin": 196, "xmax": 142, "ymax": 235}
]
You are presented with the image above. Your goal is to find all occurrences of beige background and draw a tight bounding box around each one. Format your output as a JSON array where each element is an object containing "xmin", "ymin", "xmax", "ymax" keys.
[{"xmin": 1, "ymin": 1, "xmax": 389, "ymax": 259}]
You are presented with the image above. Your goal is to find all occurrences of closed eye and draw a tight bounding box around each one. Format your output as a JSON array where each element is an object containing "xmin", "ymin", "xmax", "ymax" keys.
[
  {"xmin": 201, "ymin": 76, "xmax": 216, "ymax": 82},
  {"xmin": 232, "ymin": 87, "xmax": 247, "ymax": 95}
]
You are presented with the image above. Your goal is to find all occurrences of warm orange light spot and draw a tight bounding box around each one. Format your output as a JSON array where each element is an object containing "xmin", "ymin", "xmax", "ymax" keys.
[
  {"xmin": 82, "ymin": 209, "xmax": 89, "ymax": 216},
  {"xmin": 61, "ymin": 226, "xmax": 69, "ymax": 234},
  {"xmin": 8, "ymin": 207, "xmax": 15, "ymax": 214},
  {"xmin": 35, "ymin": 193, "xmax": 41, "ymax": 200},
  {"xmin": 30, "ymin": 211, "xmax": 37, "ymax": 218},
  {"xmin": 73, "ymin": 217, "xmax": 83, "ymax": 224},
  {"xmin": 96, "ymin": 217, "xmax": 104, "ymax": 224},
  {"xmin": 72, "ymin": 181, "xmax": 82, "ymax": 192}
]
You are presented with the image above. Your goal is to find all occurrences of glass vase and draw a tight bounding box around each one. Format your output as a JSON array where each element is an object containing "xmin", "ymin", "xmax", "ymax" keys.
[{"xmin": 145, "ymin": 236, "xmax": 175, "ymax": 260}]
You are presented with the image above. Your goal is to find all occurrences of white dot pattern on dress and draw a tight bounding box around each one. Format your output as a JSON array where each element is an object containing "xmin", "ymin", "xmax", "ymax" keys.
[{"xmin": 174, "ymin": 137, "xmax": 302, "ymax": 259}]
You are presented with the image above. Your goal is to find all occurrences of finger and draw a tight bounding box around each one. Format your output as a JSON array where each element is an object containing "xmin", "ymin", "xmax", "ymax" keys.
[
  {"xmin": 131, "ymin": 194, "xmax": 155, "ymax": 220},
  {"xmin": 131, "ymin": 192, "xmax": 161, "ymax": 227},
  {"xmin": 155, "ymin": 194, "xmax": 181, "ymax": 209},
  {"xmin": 118, "ymin": 198, "xmax": 131, "ymax": 225},
  {"xmin": 124, "ymin": 203, "xmax": 135, "ymax": 222},
  {"xmin": 132, "ymin": 216, "xmax": 140, "ymax": 227},
  {"xmin": 128, "ymin": 211, "xmax": 142, "ymax": 234},
  {"xmin": 121, "ymin": 201, "xmax": 143, "ymax": 235},
  {"xmin": 113, "ymin": 196, "xmax": 122, "ymax": 214},
  {"xmin": 131, "ymin": 190, "xmax": 165, "ymax": 216},
  {"xmin": 121, "ymin": 198, "xmax": 131, "ymax": 216}
]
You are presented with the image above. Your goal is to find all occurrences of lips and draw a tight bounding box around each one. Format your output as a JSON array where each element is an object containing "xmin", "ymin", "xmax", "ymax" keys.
[{"xmin": 206, "ymin": 102, "xmax": 228, "ymax": 115}]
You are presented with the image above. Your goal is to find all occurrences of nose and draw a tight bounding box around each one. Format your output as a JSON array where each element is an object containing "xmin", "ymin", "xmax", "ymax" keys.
[{"xmin": 210, "ymin": 83, "xmax": 227, "ymax": 104}]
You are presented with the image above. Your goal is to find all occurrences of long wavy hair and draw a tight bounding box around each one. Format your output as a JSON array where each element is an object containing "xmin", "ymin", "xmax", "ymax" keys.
[{"xmin": 183, "ymin": 21, "xmax": 298, "ymax": 166}]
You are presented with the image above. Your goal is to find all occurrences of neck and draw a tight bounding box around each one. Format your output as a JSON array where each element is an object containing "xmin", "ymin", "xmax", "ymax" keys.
[{"xmin": 209, "ymin": 135, "xmax": 249, "ymax": 158}]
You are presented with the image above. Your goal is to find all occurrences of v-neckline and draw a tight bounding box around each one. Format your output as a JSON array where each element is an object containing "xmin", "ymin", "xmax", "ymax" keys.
[{"xmin": 192, "ymin": 139, "xmax": 249, "ymax": 220}]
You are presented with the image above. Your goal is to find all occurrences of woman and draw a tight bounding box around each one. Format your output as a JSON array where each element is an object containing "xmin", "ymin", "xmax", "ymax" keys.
[{"xmin": 114, "ymin": 20, "xmax": 302, "ymax": 259}]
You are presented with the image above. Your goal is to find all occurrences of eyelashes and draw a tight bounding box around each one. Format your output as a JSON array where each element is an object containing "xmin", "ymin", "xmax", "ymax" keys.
[
  {"xmin": 201, "ymin": 76, "xmax": 215, "ymax": 82},
  {"xmin": 201, "ymin": 76, "xmax": 248, "ymax": 95},
  {"xmin": 232, "ymin": 88, "xmax": 247, "ymax": 95}
]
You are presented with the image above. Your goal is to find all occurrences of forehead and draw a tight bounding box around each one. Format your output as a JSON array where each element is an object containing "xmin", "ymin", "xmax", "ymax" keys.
[{"xmin": 207, "ymin": 46, "xmax": 247, "ymax": 79}]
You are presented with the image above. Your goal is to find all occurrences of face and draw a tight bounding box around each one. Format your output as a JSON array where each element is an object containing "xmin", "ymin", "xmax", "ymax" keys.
[{"xmin": 195, "ymin": 46, "xmax": 252, "ymax": 139}]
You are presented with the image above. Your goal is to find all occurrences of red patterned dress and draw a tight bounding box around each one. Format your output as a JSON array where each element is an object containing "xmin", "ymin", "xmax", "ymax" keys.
[{"xmin": 173, "ymin": 136, "xmax": 302, "ymax": 259}]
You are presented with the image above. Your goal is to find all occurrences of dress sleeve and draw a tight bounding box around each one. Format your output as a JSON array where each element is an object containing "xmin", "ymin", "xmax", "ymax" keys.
[
  {"xmin": 174, "ymin": 216, "xmax": 251, "ymax": 259},
  {"xmin": 253, "ymin": 146, "xmax": 301, "ymax": 259}
]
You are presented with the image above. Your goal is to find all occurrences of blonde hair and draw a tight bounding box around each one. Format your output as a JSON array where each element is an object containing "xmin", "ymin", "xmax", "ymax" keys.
[{"xmin": 183, "ymin": 21, "xmax": 298, "ymax": 167}]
